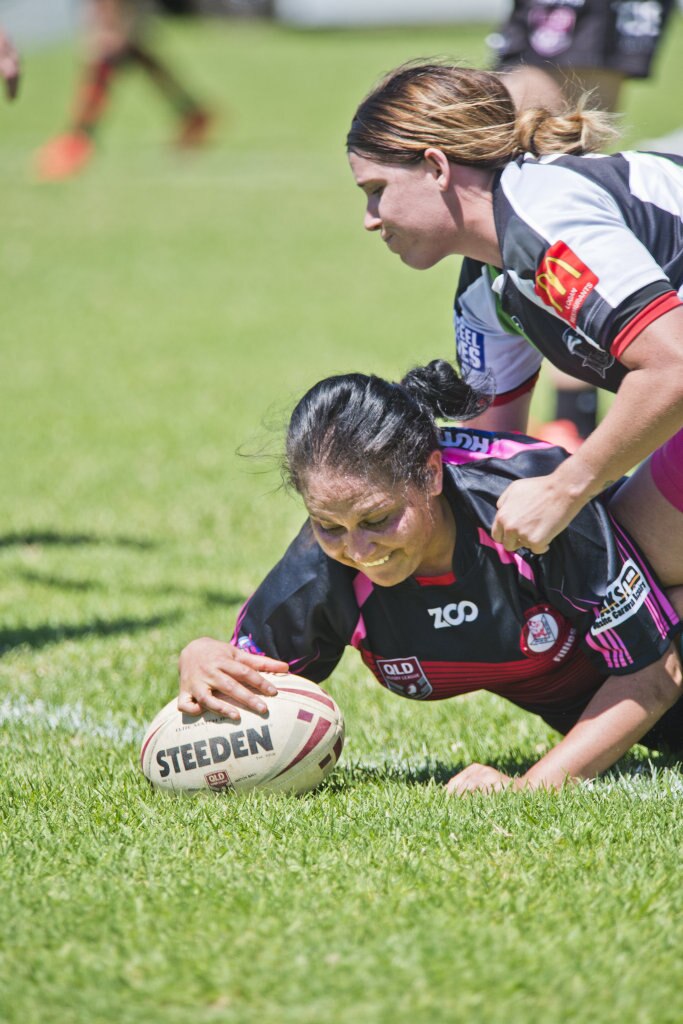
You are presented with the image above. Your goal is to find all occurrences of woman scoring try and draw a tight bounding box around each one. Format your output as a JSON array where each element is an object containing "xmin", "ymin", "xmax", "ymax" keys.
[
  {"xmin": 177, "ymin": 361, "xmax": 683, "ymax": 795},
  {"xmin": 346, "ymin": 62, "xmax": 683, "ymax": 583}
]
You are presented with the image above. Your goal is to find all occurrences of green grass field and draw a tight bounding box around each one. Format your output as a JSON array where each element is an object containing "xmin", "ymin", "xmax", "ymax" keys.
[{"xmin": 2, "ymin": 14, "xmax": 683, "ymax": 1024}]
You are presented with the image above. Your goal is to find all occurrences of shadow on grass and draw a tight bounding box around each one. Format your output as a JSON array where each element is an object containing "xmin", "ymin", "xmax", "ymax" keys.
[
  {"xmin": 15, "ymin": 569, "xmax": 244, "ymax": 608},
  {"xmin": 326, "ymin": 753, "xmax": 683, "ymax": 791},
  {"xmin": 0, "ymin": 531, "xmax": 157, "ymax": 550},
  {"xmin": 0, "ymin": 612, "xmax": 180, "ymax": 655},
  {"xmin": 325, "ymin": 759, "xmax": 494, "ymax": 789}
]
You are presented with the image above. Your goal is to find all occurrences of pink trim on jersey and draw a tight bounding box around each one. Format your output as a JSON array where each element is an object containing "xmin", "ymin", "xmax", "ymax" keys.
[
  {"xmin": 442, "ymin": 437, "xmax": 553, "ymax": 466},
  {"xmin": 650, "ymin": 428, "xmax": 683, "ymax": 513},
  {"xmin": 611, "ymin": 291, "xmax": 682, "ymax": 359},
  {"xmin": 353, "ymin": 572, "xmax": 373, "ymax": 607},
  {"xmin": 231, "ymin": 596, "xmax": 252, "ymax": 645},
  {"xmin": 584, "ymin": 627, "xmax": 632, "ymax": 671},
  {"xmin": 350, "ymin": 572, "xmax": 373, "ymax": 649},
  {"xmin": 477, "ymin": 528, "xmax": 536, "ymax": 583},
  {"xmin": 350, "ymin": 617, "xmax": 367, "ymax": 649},
  {"xmin": 611, "ymin": 513, "xmax": 680, "ymax": 640}
]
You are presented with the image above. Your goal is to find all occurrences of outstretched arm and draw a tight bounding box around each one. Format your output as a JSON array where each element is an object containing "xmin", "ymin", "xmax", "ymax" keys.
[
  {"xmin": 178, "ymin": 636, "xmax": 289, "ymax": 721},
  {"xmin": 492, "ymin": 307, "xmax": 683, "ymax": 554},
  {"xmin": 447, "ymin": 589, "xmax": 683, "ymax": 795}
]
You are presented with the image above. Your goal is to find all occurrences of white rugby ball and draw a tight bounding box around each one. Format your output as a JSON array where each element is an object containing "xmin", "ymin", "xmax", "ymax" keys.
[{"xmin": 140, "ymin": 673, "xmax": 344, "ymax": 795}]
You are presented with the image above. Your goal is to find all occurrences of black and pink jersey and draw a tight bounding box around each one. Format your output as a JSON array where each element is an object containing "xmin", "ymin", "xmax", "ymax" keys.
[
  {"xmin": 454, "ymin": 150, "xmax": 683, "ymax": 401},
  {"xmin": 233, "ymin": 429, "xmax": 681, "ymax": 736}
]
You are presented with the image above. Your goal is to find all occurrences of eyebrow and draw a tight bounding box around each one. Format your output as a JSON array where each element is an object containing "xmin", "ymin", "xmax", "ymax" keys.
[
  {"xmin": 307, "ymin": 501, "xmax": 394, "ymax": 523},
  {"xmin": 355, "ymin": 177, "xmax": 383, "ymax": 191}
]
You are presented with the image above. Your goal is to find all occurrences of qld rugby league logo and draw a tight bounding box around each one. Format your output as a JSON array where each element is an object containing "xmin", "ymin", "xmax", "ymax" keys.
[{"xmin": 376, "ymin": 657, "xmax": 433, "ymax": 699}]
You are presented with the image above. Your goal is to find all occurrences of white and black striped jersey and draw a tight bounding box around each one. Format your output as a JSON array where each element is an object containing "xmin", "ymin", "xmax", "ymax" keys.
[
  {"xmin": 455, "ymin": 151, "xmax": 683, "ymax": 401},
  {"xmin": 232, "ymin": 429, "xmax": 682, "ymax": 746}
]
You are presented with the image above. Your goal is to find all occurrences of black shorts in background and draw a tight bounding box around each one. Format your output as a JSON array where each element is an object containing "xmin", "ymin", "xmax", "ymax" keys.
[{"xmin": 491, "ymin": 0, "xmax": 676, "ymax": 79}]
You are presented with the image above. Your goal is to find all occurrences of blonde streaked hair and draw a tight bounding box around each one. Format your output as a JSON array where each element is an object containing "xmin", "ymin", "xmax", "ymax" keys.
[{"xmin": 347, "ymin": 61, "xmax": 618, "ymax": 168}]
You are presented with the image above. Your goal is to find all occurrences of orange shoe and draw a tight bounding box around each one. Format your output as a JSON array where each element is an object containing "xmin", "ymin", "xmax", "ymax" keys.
[
  {"xmin": 533, "ymin": 418, "xmax": 584, "ymax": 453},
  {"xmin": 174, "ymin": 109, "xmax": 213, "ymax": 148},
  {"xmin": 34, "ymin": 132, "xmax": 94, "ymax": 181}
]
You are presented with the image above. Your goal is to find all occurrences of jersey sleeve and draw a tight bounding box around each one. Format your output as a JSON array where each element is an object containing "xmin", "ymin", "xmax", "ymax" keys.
[
  {"xmin": 231, "ymin": 522, "xmax": 359, "ymax": 684},
  {"xmin": 454, "ymin": 257, "xmax": 542, "ymax": 403},
  {"xmin": 446, "ymin": 440, "xmax": 682, "ymax": 675},
  {"xmin": 501, "ymin": 155, "xmax": 683, "ymax": 359},
  {"xmin": 538, "ymin": 498, "xmax": 682, "ymax": 675}
]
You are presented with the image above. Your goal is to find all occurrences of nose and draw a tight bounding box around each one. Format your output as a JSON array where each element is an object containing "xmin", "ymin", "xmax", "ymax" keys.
[
  {"xmin": 346, "ymin": 529, "xmax": 378, "ymax": 564},
  {"xmin": 364, "ymin": 200, "xmax": 381, "ymax": 233}
]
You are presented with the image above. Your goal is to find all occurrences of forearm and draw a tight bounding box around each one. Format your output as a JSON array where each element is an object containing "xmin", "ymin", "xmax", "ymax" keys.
[
  {"xmin": 545, "ymin": 365, "xmax": 683, "ymax": 512},
  {"xmin": 518, "ymin": 646, "xmax": 683, "ymax": 791}
]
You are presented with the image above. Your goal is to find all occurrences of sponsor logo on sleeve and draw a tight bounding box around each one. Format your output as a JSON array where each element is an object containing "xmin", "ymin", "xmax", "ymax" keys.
[
  {"xmin": 592, "ymin": 560, "xmax": 650, "ymax": 636},
  {"xmin": 456, "ymin": 318, "xmax": 486, "ymax": 372},
  {"xmin": 534, "ymin": 241, "xmax": 598, "ymax": 327},
  {"xmin": 375, "ymin": 656, "xmax": 433, "ymax": 699}
]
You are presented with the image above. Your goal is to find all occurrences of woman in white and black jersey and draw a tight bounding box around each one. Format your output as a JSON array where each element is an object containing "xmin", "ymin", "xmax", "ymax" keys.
[
  {"xmin": 346, "ymin": 61, "xmax": 683, "ymax": 586},
  {"xmin": 176, "ymin": 360, "xmax": 683, "ymax": 795}
]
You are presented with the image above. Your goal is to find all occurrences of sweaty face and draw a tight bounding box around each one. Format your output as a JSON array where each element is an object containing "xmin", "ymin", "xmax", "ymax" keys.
[
  {"xmin": 302, "ymin": 454, "xmax": 455, "ymax": 586},
  {"xmin": 348, "ymin": 151, "xmax": 456, "ymax": 270}
]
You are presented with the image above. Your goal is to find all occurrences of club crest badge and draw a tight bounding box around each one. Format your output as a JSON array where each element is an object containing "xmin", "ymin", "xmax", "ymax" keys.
[{"xmin": 521, "ymin": 605, "xmax": 562, "ymax": 656}]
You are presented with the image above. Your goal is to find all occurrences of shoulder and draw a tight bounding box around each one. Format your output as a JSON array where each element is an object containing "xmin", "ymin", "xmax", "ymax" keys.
[
  {"xmin": 439, "ymin": 426, "xmax": 566, "ymax": 474},
  {"xmin": 497, "ymin": 154, "xmax": 626, "ymax": 226}
]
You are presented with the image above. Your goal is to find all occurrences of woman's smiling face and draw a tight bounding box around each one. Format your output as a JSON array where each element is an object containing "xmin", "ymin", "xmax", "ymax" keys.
[{"xmin": 302, "ymin": 451, "xmax": 455, "ymax": 585}]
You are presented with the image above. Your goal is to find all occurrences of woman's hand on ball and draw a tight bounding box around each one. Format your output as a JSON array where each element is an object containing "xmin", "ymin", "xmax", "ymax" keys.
[{"xmin": 178, "ymin": 637, "xmax": 289, "ymax": 720}]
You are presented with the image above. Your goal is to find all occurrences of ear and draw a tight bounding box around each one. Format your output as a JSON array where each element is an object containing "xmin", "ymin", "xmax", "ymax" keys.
[
  {"xmin": 423, "ymin": 147, "xmax": 452, "ymax": 191},
  {"xmin": 425, "ymin": 449, "xmax": 444, "ymax": 497}
]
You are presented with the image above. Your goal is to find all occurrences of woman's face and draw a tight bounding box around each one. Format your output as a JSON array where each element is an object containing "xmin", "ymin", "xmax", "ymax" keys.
[
  {"xmin": 301, "ymin": 451, "xmax": 454, "ymax": 586},
  {"xmin": 348, "ymin": 151, "xmax": 457, "ymax": 270}
]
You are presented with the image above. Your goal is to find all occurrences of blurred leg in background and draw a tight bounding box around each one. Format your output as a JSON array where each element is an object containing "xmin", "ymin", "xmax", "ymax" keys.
[
  {"xmin": 0, "ymin": 24, "xmax": 20, "ymax": 100},
  {"xmin": 489, "ymin": 0, "xmax": 676, "ymax": 451},
  {"xmin": 35, "ymin": 0, "xmax": 212, "ymax": 181}
]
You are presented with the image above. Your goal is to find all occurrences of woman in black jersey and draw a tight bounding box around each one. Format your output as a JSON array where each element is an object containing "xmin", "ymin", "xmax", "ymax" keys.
[
  {"xmin": 345, "ymin": 61, "xmax": 683, "ymax": 588},
  {"xmin": 178, "ymin": 360, "xmax": 683, "ymax": 794}
]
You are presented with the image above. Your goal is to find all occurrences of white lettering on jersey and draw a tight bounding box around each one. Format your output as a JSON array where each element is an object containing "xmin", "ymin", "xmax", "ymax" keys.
[
  {"xmin": 616, "ymin": 2, "xmax": 664, "ymax": 39},
  {"xmin": 375, "ymin": 657, "xmax": 433, "ymax": 699},
  {"xmin": 456, "ymin": 317, "xmax": 486, "ymax": 372},
  {"xmin": 592, "ymin": 559, "xmax": 650, "ymax": 636},
  {"xmin": 428, "ymin": 602, "xmax": 479, "ymax": 629},
  {"xmin": 439, "ymin": 428, "xmax": 491, "ymax": 452}
]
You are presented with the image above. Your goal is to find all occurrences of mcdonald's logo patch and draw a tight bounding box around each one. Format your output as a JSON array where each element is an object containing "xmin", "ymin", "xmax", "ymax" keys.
[{"xmin": 534, "ymin": 241, "xmax": 598, "ymax": 327}]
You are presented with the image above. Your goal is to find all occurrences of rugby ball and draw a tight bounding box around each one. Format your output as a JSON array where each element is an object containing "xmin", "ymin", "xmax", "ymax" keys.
[{"xmin": 140, "ymin": 673, "xmax": 344, "ymax": 795}]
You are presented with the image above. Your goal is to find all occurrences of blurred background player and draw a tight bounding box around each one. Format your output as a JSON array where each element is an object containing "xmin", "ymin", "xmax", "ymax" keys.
[
  {"xmin": 0, "ymin": 24, "xmax": 20, "ymax": 101},
  {"xmin": 35, "ymin": 0, "xmax": 212, "ymax": 181},
  {"xmin": 488, "ymin": 0, "xmax": 676, "ymax": 452}
]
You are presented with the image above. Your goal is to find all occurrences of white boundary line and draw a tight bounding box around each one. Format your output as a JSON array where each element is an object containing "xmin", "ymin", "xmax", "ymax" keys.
[
  {"xmin": 0, "ymin": 697, "xmax": 681, "ymax": 796},
  {"xmin": 0, "ymin": 695, "xmax": 143, "ymax": 746}
]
